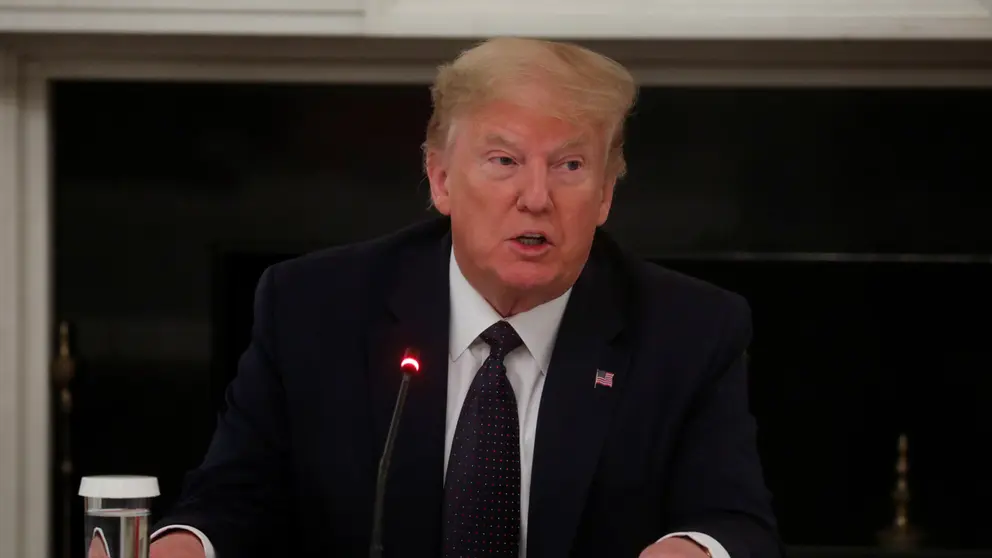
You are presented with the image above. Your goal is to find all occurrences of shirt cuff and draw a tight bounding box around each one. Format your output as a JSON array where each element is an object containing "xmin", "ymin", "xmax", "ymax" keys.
[
  {"xmin": 657, "ymin": 531, "xmax": 730, "ymax": 558},
  {"xmin": 150, "ymin": 524, "xmax": 217, "ymax": 558}
]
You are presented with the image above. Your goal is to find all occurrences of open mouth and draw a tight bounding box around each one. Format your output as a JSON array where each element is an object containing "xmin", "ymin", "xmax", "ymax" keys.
[{"xmin": 515, "ymin": 233, "xmax": 548, "ymax": 246}]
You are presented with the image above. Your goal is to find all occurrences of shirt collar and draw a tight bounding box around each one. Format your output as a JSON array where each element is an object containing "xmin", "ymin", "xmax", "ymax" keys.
[{"xmin": 448, "ymin": 249, "xmax": 571, "ymax": 375}]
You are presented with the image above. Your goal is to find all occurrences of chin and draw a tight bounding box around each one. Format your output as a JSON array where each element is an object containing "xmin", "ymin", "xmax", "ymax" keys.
[{"xmin": 496, "ymin": 262, "xmax": 558, "ymax": 292}]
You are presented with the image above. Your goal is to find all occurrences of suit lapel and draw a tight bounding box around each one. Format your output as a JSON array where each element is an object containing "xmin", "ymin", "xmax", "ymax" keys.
[
  {"xmin": 366, "ymin": 231, "xmax": 451, "ymax": 557},
  {"xmin": 527, "ymin": 240, "xmax": 630, "ymax": 558}
]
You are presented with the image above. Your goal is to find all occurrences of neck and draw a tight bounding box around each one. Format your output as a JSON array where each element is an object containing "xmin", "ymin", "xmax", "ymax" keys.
[
  {"xmin": 453, "ymin": 251, "xmax": 567, "ymax": 318},
  {"xmin": 484, "ymin": 289, "xmax": 549, "ymax": 318}
]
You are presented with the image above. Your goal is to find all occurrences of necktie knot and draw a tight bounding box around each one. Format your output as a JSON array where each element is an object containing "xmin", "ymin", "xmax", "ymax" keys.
[{"xmin": 480, "ymin": 320, "xmax": 523, "ymax": 359}]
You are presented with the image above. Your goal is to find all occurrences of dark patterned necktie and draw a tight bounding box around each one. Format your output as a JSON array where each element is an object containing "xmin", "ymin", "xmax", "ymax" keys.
[{"xmin": 443, "ymin": 320, "xmax": 524, "ymax": 557}]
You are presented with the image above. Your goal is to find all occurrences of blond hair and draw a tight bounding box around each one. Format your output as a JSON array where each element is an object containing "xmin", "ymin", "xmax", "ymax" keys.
[{"xmin": 425, "ymin": 37, "xmax": 638, "ymax": 178}]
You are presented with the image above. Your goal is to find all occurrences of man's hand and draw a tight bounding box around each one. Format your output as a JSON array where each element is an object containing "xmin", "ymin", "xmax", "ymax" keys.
[
  {"xmin": 639, "ymin": 536, "xmax": 711, "ymax": 558},
  {"xmin": 149, "ymin": 531, "xmax": 207, "ymax": 558}
]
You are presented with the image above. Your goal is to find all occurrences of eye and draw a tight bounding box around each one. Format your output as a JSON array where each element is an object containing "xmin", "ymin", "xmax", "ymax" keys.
[
  {"xmin": 490, "ymin": 156, "xmax": 516, "ymax": 166},
  {"xmin": 561, "ymin": 160, "xmax": 583, "ymax": 171}
]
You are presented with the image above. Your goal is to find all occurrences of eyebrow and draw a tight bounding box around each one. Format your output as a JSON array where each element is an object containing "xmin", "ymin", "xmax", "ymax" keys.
[
  {"xmin": 482, "ymin": 134, "xmax": 519, "ymax": 151},
  {"xmin": 482, "ymin": 133, "xmax": 589, "ymax": 155}
]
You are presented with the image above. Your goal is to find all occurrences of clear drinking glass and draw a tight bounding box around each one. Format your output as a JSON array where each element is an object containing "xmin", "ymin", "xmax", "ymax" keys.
[{"xmin": 79, "ymin": 475, "xmax": 160, "ymax": 558}]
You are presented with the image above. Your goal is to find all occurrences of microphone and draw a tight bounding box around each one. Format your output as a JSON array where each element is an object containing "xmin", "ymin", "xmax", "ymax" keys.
[{"xmin": 369, "ymin": 347, "xmax": 421, "ymax": 558}]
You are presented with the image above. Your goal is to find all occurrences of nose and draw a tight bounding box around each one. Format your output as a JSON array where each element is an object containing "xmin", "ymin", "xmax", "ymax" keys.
[{"xmin": 516, "ymin": 165, "xmax": 551, "ymax": 213}]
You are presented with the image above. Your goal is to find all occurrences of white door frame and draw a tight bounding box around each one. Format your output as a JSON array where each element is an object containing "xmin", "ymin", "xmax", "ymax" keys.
[{"xmin": 0, "ymin": 48, "xmax": 51, "ymax": 558}]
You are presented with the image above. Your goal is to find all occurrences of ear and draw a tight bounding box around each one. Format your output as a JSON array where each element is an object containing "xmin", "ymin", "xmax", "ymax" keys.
[
  {"xmin": 426, "ymin": 148, "xmax": 452, "ymax": 215},
  {"xmin": 596, "ymin": 174, "xmax": 617, "ymax": 226}
]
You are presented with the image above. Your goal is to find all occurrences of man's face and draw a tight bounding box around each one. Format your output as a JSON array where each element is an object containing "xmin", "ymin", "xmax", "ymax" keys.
[{"xmin": 427, "ymin": 98, "xmax": 616, "ymax": 311}]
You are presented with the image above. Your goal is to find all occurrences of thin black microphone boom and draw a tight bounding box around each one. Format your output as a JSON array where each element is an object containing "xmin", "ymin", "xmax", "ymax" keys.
[{"xmin": 369, "ymin": 348, "xmax": 420, "ymax": 558}]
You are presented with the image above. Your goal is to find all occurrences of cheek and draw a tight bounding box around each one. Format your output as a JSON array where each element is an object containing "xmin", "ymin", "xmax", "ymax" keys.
[
  {"xmin": 448, "ymin": 182, "xmax": 504, "ymax": 248},
  {"xmin": 455, "ymin": 169, "xmax": 493, "ymax": 203},
  {"xmin": 448, "ymin": 175, "xmax": 489, "ymax": 220},
  {"xmin": 553, "ymin": 186, "xmax": 605, "ymax": 222},
  {"xmin": 457, "ymin": 173, "xmax": 522, "ymax": 220},
  {"xmin": 552, "ymin": 193, "xmax": 603, "ymax": 251}
]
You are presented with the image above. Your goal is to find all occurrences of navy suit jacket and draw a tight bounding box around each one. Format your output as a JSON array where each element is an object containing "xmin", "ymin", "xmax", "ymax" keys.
[{"xmin": 157, "ymin": 216, "xmax": 781, "ymax": 557}]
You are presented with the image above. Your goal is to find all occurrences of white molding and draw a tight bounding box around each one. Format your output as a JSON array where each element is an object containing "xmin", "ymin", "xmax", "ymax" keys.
[
  {"xmin": 369, "ymin": 0, "xmax": 992, "ymax": 17},
  {"xmin": 2, "ymin": 0, "xmax": 992, "ymax": 37},
  {"xmin": 630, "ymin": 66, "xmax": 992, "ymax": 88},
  {"xmin": 363, "ymin": 0, "xmax": 992, "ymax": 39},
  {"xmin": 0, "ymin": 53, "xmax": 51, "ymax": 558},
  {"xmin": 0, "ymin": 0, "xmax": 362, "ymax": 9},
  {"xmin": 0, "ymin": 7, "xmax": 364, "ymax": 35},
  {"xmin": 5, "ymin": 34, "xmax": 992, "ymax": 88},
  {"xmin": 0, "ymin": 51, "xmax": 47, "ymax": 558},
  {"xmin": 0, "ymin": 45, "xmax": 24, "ymax": 558},
  {"xmin": 34, "ymin": 57, "xmax": 992, "ymax": 88},
  {"xmin": 0, "ymin": 51, "xmax": 51, "ymax": 558},
  {"xmin": 21, "ymin": 58, "xmax": 51, "ymax": 558},
  {"xmin": 362, "ymin": 16, "xmax": 992, "ymax": 40},
  {"xmin": 43, "ymin": 59, "xmax": 443, "ymax": 84}
]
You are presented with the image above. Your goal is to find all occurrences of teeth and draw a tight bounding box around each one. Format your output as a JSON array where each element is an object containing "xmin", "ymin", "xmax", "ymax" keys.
[{"xmin": 517, "ymin": 236, "xmax": 545, "ymax": 246}]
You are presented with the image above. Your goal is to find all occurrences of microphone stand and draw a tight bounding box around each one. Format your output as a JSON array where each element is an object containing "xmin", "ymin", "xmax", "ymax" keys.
[{"xmin": 369, "ymin": 350, "xmax": 418, "ymax": 558}]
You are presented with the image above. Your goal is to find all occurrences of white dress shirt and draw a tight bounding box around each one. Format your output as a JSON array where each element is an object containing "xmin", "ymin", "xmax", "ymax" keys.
[
  {"xmin": 153, "ymin": 249, "xmax": 730, "ymax": 558},
  {"xmin": 445, "ymin": 248, "xmax": 570, "ymax": 556}
]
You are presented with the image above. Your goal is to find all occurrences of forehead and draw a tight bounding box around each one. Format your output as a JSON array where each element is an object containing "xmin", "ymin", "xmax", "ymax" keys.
[{"xmin": 458, "ymin": 100, "xmax": 601, "ymax": 152}]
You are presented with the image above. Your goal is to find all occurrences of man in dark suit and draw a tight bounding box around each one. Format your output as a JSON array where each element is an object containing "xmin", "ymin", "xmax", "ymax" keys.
[{"xmin": 149, "ymin": 37, "xmax": 780, "ymax": 558}]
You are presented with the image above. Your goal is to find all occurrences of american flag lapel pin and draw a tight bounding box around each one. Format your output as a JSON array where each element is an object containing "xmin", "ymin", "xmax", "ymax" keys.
[{"xmin": 594, "ymin": 369, "xmax": 614, "ymax": 388}]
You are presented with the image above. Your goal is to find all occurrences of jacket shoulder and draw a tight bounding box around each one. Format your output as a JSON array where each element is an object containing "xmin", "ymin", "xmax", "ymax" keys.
[
  {"xmin": 263, "ymin": 216, "xmax": 448, "ymax": 295},
  {"xmin": 601, "ymin": 242, "xmax": 754, "ymax": 367},
  {"xmin": 635, "ymin": 259, "xmax": 750, "ymax": 322},
  {"xmin": 594, "ymin": 230, "xmax": 749, "ymax": 323}
]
